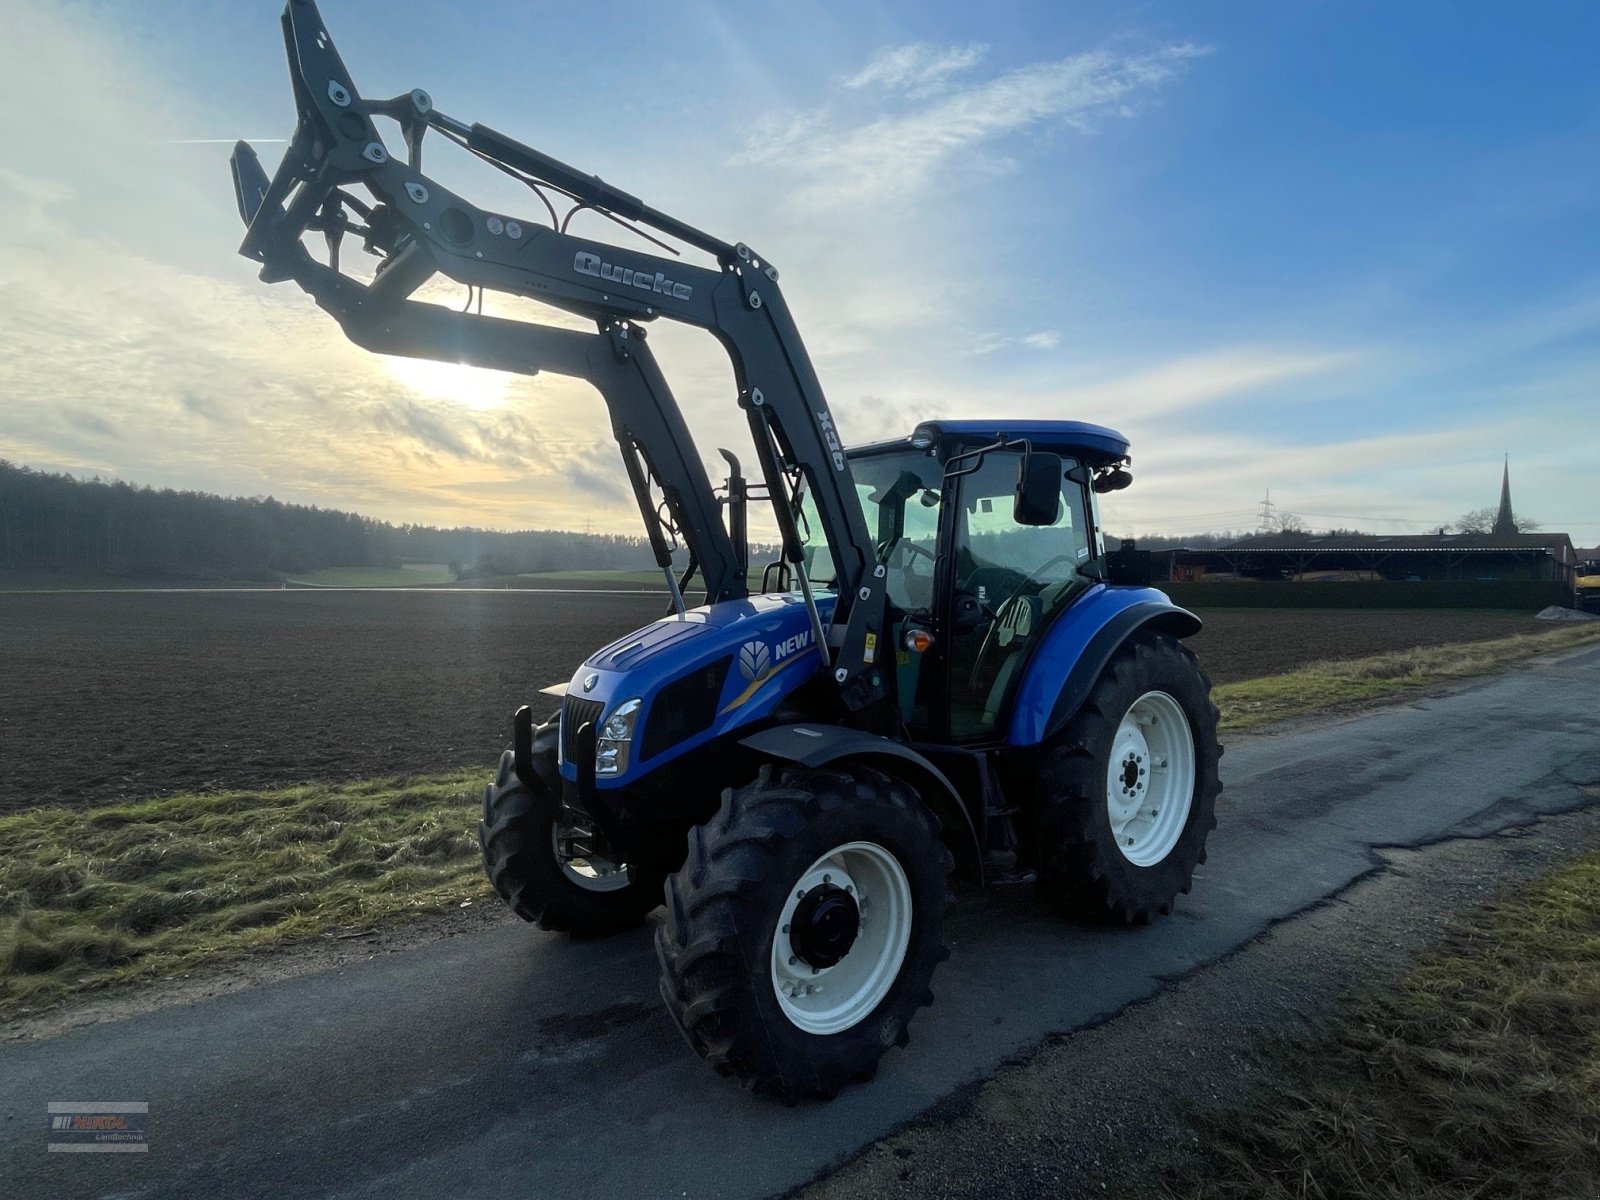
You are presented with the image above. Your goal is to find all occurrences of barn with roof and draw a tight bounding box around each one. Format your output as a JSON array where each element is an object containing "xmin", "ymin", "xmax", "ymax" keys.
[
  {"xmin": 1162, "ymin": 530, "xmax": 1578, "ymax": 585},
  {"xmin": 1159, "ymin": 459, "xmax": 1578, "ymax": 588}
]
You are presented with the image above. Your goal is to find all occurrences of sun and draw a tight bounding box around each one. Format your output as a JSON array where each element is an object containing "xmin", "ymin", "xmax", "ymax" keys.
[{"xmin": 383, "ymin": 355, "xmax": 510, "ymax": 411}]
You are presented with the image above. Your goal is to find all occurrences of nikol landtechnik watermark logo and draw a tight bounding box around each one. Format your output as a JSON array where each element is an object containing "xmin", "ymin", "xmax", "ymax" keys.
[{"xmin": 47, "ymin": 1101, "xmax": 148, "ymax": 1153}]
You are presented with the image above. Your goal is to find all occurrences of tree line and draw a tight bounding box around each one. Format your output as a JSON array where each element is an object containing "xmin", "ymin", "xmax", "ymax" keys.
[{"xmin": 0, "ymin": 460, "xmax": 665, "ymax": 581}]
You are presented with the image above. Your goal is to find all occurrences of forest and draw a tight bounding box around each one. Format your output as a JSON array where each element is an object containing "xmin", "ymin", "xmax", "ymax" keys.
[{"xmin": 0, "ymin": 460, "xmax": 663, "ymax": 581}]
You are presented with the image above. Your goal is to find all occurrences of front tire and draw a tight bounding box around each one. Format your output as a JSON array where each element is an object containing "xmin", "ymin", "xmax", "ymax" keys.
[
  {"xmin": 1032, "ymin": 633, "xmax": 1222, "ymax": 923},
  {"xmin": 656, "ymin": 764, "xmax": 951, "ymax": 1098},
  {"xmin": 479, "ymin": 748, "xmax": 665, "ymax": 936}
]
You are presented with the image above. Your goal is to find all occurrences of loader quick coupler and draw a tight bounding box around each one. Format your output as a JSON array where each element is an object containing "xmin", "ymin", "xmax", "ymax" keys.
[
  {"xmin": 567, "ymin": 720, "xmax": 628, "ymax": 852},
  {"xmin": 788, "ymin": 883, "xmax": 861, "ymax": 971}
]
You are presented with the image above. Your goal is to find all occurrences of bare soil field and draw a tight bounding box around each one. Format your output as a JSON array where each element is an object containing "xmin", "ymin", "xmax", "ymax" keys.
[{"xmin": 0, "ymin": 592, "xmax": 1565, "ymax": 813}]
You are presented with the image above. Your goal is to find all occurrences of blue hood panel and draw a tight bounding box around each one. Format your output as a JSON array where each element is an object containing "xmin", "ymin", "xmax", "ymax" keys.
[{"xmin": 562, "ymin": 592, "xmax": 838, "ymax": 786}]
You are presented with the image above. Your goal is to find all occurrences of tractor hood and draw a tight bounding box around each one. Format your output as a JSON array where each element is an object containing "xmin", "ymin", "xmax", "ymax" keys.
[{"xmin": 560, "ymin": 592, "xmax": 838, "ymax": 786}]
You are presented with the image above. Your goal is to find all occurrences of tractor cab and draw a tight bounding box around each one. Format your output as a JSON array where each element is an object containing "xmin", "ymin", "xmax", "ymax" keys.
[{"xmin": 799, "ymin": 421, "xmax": 1131, "ymax": 741}]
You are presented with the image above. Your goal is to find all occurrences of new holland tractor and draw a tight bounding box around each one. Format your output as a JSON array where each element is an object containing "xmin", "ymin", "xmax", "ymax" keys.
[{"xmin": 233, "ymin": 0, "xmax": 1222, "ymax": 1098}]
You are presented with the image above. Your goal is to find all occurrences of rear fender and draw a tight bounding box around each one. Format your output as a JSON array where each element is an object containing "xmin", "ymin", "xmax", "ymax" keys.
[
  {"xmin": 1007, "ymin": 585, "xmax": 1202, "ymax": 747},
  {"xmin": 739, "ymin": 725, "xmax": 984, "ymax": 884}
]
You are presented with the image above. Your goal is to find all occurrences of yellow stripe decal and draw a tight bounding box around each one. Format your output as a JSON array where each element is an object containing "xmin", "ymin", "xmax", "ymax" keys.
[{"xmin": 718, "ymin": 654, "xmax": 813, "ymax": 716}]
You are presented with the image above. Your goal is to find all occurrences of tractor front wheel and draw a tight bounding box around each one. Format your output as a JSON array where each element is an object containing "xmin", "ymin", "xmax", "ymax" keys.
[
  {"xmin": 479, "ymin": 748, "xmax": 665, "ymax": 936},
  {"xmin": 656, "ymin": 764, "xmax": 951, "ymax": 1098},
  {"xmin": 1032, "ymin": 632, "xmax": 1222, "ymax": 923}
]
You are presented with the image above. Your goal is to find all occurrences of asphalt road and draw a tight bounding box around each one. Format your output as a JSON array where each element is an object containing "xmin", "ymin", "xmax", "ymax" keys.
[{"xmin": 4, "ymin": 642, "xmax": 1597, "ymax": 1200}]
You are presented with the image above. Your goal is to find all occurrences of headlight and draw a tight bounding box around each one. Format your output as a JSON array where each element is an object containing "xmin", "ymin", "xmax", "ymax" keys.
[
  {"xmin": 601, "ymin": 698, "xmax": 642, "ymax": 742},
  {"xmin": 595, "ymin": 698, "xmax": 642, "ymax": 776}
]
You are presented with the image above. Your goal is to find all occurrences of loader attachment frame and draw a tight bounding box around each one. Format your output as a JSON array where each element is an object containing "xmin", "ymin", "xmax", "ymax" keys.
[{"xmin": 232, "ymin": 0, "xmax": 892, "ymax": 719}]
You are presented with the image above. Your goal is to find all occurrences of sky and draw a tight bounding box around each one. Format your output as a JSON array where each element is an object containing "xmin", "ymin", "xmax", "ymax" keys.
[{"xmin": 1, "ymin": 0, "xmax": 1596, "ymax": 541}]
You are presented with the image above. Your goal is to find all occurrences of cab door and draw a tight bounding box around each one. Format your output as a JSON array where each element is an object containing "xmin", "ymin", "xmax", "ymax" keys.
[{"xmin": 939, "ymin": 448, "xmax": 1093, "ymax": 741}]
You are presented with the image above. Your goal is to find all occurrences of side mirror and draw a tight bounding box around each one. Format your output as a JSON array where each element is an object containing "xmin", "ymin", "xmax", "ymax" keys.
[{"xmin": 1014, "ymin": 451, "xmax": 1064, "ymax": 526}]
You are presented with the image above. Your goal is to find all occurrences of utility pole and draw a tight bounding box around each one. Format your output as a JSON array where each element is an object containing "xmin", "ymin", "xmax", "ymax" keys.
[{"xmin": 1256, "ymin": 489, "xmax": 1277, "ymax": 534}]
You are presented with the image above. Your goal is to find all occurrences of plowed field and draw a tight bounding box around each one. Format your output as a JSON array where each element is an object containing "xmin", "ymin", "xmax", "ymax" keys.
[{"xmin": 0, "ymin": 590, "xmax": 1563, "ymax": 812}]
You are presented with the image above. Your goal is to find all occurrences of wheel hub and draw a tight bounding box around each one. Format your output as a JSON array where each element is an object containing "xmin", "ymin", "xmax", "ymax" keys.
[
  {"xmin": 1103, "ymin": 690, "xmax": 1197, "ymax": 868},
  {"xmin": 788, "ymin": 883, "xmax": 860, "ymax": 970},
  {"xmin": 1119, "ymin": 752, "xmax": 1144, "ymax": 794}
]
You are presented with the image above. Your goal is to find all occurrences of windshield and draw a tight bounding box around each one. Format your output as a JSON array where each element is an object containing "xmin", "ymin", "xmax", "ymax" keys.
[{"xmin": 800, "ymin": 448, "xmax": 943, "ymax": 610}]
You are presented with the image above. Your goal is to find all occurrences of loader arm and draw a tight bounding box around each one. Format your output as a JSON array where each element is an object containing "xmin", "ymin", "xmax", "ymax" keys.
[{"xmin": 233, "ymin": 0, "xmax": 890, "ymax": 717}]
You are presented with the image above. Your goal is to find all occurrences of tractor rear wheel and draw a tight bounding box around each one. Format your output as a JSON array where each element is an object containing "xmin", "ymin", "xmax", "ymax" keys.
[
  {"xmin": 479, "ymin": 747, "xmax": 665, "ymax": 936},
  {"xmin": 1032, "ymin": 632, "xmax": 1221, "ymax": 923},
  {"xmin": 656, "ymin": 763, "xmax": 951, "ymax": 1098}
]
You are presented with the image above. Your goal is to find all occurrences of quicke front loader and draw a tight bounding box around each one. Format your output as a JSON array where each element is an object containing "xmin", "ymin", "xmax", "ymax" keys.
[{"xmin": 233, "ymin": 0, "xmax": 1222, "ymax": 1098}]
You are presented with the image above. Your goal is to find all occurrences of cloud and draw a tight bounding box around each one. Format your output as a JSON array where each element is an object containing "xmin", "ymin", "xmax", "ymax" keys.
[
  {"xmin": 842, "ymin": 42, "xmax": 988, "ymax": 97},
  {"xmin": 745, "ymin": 42, "xmax": 1211, "ymax": 209},
  {"xmin": 970, "ymin": 330, "xmax": 1063, "ymax": 355},
  {"xmin": 1042, "ymin": 347, "xmax": 1357, "ymax": 423}
]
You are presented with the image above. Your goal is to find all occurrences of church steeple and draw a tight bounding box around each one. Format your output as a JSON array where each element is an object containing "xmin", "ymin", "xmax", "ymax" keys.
[{"xmin": 1492, "ymin": 455, "xmax": 1515, "ymax": 536}]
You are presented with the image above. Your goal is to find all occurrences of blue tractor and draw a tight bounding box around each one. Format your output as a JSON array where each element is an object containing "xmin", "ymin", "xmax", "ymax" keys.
[{"xmin": 233, "ymin": 1, "xmax": 1221, "ymax": 1098}]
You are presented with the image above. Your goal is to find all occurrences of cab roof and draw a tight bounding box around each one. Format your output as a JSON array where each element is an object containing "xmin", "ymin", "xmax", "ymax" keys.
[{"xmin": 850, "ymin": 420, "xmax": 1131, "ymax": 466}]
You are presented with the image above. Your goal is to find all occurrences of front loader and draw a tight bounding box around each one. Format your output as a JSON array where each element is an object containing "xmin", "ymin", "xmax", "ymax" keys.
[{"xmin": 233, "ymin": 0, "xmax": 1222, "ymax": 1099}]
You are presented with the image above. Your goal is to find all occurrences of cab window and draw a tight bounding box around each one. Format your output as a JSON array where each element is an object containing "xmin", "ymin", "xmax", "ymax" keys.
[{"xmin": 947, "ymin": 449, "xmax": 1091, "ymax": 738}]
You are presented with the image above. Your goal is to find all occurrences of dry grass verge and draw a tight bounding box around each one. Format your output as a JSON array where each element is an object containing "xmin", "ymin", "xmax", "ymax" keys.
[
  {"xmin": 0, "ymin": 772, "xmax": 491, "ymax": 1018},
  {"xmin": 1214, "ymin": 622, "xmax": 1600, "ymax": 732},
  {"xmin": 1164, "ymin": 843, "xmax": 1600, "ymax": 1199}
]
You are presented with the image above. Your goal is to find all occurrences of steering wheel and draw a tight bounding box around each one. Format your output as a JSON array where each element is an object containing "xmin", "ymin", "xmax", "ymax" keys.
[
  {"xmin": 968, "ymin": 554, "xmax": 1082, "ymax": 691},
  {"xmin": 887, "ymin": 539, "xmax": 935, "ymax": 569}
]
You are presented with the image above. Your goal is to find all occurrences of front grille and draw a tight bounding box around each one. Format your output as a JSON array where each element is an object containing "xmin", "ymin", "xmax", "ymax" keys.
[{"xmin": 561, "ymin": 696, "xmax": 605, "ymax": 764}]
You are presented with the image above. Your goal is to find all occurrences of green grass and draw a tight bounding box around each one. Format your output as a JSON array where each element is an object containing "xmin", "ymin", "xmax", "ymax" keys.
[
  {"xmin": 517, "ymin": 569, "xmax": 670, "ymax": 586},
  {"xmin": 1213, "ymin": 622, "xmax": 1600, "ymax": 732},
  {"xmin": 1164, "ymin": 842, "xmax": 1600, "ymax": 1199},
  {"xmin": 0, "ymin": 772, "xmax": 492, "ymax": 1017},
  {"xmin": 286, "ymin": 563, "xmax": 455, "ymax": 587},
  {"xmin": 517, "ymin": 566, "xmax": 775, "ymax": 589}
]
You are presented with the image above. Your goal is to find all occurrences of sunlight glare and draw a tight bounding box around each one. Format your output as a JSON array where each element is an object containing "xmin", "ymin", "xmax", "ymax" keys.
[{"xmin": 383, "ymin": 356, "xmax": 510, "ymax": 411}]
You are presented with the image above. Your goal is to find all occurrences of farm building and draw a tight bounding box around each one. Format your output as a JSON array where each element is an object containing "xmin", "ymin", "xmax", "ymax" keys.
[
  {"xmin": 1160, "ymin": 530, "xmax": 1579, "ymax": 585},
  {"xmin": 1159, "ymin": 459, "xmax": 1579, "ymax": 588}
]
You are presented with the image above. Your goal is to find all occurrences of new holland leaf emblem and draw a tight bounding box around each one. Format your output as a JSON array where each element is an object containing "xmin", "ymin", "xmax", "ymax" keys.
[{"xmin": 738, "ymin": 640, "xmax": 772, "ymax": 683}]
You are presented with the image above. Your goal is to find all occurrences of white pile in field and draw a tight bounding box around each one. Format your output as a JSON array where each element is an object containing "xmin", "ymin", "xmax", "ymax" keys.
[{"xmin": 1535, "ymin": 605, "xmax": 1600, "ymax": 621}]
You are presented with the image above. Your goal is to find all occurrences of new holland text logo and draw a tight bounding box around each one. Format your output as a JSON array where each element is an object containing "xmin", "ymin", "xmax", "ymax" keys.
[{"xmin": 574, "ymin": 251, "xmax": 693, "ymax": 301}]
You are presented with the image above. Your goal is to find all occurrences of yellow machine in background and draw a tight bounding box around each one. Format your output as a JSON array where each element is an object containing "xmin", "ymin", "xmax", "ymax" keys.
[{"xmin": 1578, "ymin": 569, "xmax": 1600, "ymax": 615}]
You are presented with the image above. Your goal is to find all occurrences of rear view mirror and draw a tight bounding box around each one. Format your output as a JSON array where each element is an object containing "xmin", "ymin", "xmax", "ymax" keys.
[{"xmin": 1014, "ymin": 451, "xmax": 1064, "ymax": 526}]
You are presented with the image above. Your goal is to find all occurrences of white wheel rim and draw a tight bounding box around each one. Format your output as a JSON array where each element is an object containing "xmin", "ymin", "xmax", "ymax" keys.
[
  {"xmin": 770, "ymin": 841, "xmax": 913, "ymax": 1036},
  {"xmin": 551, "ymin": 826, "xmax": 631, "ymax": 893},
  {"xmin": 1104, "ymin": 690, "xmax": 1196, "ymax": 867}
]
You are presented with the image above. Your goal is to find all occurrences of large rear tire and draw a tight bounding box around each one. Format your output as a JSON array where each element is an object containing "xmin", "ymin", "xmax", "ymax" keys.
[
  {"xmin": 656, "ymin": 763, "xmax": 951, "ymax": 1099},
  {"xmin": 1032, "ymin": 632, "xmax": 1221, "ymax": 923},
  {"xmin": 479, "ymin": 746, "xmax": 665, "ymax": 936}
]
